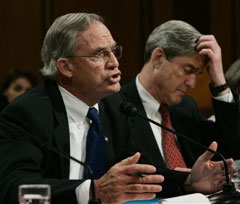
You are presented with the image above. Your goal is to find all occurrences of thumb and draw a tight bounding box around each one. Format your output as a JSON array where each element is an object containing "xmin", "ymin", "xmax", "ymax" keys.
[
  {"xmin": 199, "ymin": 141, "xmax": 218, "ymax": 161},
  {"xmin": 118, "ymin": 152, "xmax": 141, "ymax": 167}
]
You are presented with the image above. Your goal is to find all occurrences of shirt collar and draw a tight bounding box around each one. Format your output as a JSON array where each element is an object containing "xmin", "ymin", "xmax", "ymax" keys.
[
  {"xmin": 136, "ymin": 75, "xmax": 160, "ymax": 116},
  {"xmin": 58, "ymin": 85, "xmax": 99, "ymax": 124}
]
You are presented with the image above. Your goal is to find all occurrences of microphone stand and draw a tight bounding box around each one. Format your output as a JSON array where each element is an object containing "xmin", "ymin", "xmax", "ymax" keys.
[
  {"xmin": 120, "ymin": 102, "xmax": 240, "ymax": 204},
  {"xmin": 0, "ymin": 117, "xmax": 101, "ymax": 204}
]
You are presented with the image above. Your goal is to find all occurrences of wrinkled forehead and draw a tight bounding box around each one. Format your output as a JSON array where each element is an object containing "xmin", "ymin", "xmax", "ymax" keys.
[
  {"xmin": 171, "ymin": 53, "xmax": 206, "ymax": 72},
  {"xmin": 75, "ymin": 21, "xmax": 115, "ymax": 51}
]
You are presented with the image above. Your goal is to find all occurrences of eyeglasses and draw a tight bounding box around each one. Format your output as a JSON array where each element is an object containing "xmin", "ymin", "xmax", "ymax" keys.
[{"xmin": 66, "ymin": 45, "xmax": 122, "ymax": 66}]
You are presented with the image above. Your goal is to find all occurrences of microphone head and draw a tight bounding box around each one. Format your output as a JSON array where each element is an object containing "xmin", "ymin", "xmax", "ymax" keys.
[{"xmin": 119, "ymin": 102, "xmax": 138, "ymax": 117}]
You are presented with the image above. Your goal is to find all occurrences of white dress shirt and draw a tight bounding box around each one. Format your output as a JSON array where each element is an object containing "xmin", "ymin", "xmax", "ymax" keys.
[
  {"xmin": 136, "ymin": 76, "xmax": 166, "ymax": 159},
  {"xmin": 135, "ymin": 75, "xmax": 234, "ymax": 160},
  {"xmin": 58, "ymin": 85, "xmax": 98, "ymax": 204}
]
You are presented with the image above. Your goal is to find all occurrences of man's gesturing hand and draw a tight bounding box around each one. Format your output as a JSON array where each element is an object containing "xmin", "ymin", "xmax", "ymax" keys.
[
  {"xmin": 94, "ymin": 152, "xmax": 164, "ymax": 203},
  {"xmin": 184, "ymin": 141, "xmax": 234, "ymax": 194}
]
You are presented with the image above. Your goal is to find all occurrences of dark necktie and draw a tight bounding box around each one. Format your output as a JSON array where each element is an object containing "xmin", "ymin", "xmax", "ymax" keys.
[
  {"xmin": 84, "ymin": 107, "xmax": 105, "ymax": 179},
  {"xmin": 159, "ymin": 104, "xmax": 187, "ymax": 169}
]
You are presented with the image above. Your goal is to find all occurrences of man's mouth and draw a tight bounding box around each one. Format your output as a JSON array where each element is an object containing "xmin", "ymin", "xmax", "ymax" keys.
[{"xmin": 108, "ymin": 71, "xmax": 121, "ymax": 84}]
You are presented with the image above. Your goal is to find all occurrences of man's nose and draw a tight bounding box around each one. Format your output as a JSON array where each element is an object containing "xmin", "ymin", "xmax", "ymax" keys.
[
  {"xmin": 185, "ymin": 74, "xmax": 196, "ymax": 88},
  {"xmin": 106, "ymin": 52, "xmax": 119, "ymax": 69}
]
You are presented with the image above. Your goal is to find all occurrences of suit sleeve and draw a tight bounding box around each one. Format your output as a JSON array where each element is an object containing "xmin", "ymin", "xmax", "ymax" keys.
[
  {"xmin": 183, "ymin": 96, "xmax": 240, "ymax": 160},
  {"xmin": 0, "ymin": 98, "xmax": 83, "ymax": 204},
  {"xmin": 0, "ymin": 135, "xmax": 83, "ymax": 204},
  {"xmin": 212, "ymin": 98, "xmax": 240, "ymax": 159}
]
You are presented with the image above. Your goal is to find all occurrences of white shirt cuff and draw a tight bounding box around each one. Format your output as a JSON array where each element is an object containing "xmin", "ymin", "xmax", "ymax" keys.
[
  {"xmin": 212, "ymin": 90, "xmax": 234, "ymax": 103},
  {"xmin": 75, "ymin": 179, "xmax": 91, "ymax": 204}
]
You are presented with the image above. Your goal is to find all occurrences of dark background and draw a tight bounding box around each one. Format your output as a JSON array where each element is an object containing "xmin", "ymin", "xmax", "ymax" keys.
[{"xmin": 0, "ymin": 0, "xmax": 239, "ymax": 116}]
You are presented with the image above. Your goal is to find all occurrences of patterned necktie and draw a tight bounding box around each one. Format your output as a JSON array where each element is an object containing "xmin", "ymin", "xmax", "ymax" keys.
[
  {"xmin": 84, "ymin": 107, "xmax": 105, "ymax": 179},
  {"xmin": 159, "ymin": 104, "xmax": 187, "ymax": 169}
]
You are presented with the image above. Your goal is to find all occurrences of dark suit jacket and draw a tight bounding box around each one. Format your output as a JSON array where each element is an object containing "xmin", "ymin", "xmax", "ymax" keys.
[
  {"xmin": 119, "ymin": 79, "xmax": 240, "ymax": 197},
  {"xmin": 0, "ymin": 80, "xmax": 126, "ymax": 204}
]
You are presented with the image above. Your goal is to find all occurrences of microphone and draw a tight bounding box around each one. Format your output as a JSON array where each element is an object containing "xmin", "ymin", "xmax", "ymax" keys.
[
  {"xmin": 0, "ymin": 116, "xmax": 101, "ymax": 204},
  {"xmin": 119, "ymin": 101, "xmax": 240, "ymax": 204}
]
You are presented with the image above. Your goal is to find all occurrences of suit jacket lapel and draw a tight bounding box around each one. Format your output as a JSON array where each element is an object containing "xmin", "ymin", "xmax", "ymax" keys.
[
  {"xmin": 45, "ymin": 80, "xmax": 70, "ymax": 178},
  {"xmin": 99, "ymin": 101, "xmax": 115, "ymax": 170},
  {"xmin": 122, "ymin": 80, "xmax": 166, "ymax": 167},
  {"xmin": 123, "ymin": 80, "xmax": 196, "ymax": 168}
]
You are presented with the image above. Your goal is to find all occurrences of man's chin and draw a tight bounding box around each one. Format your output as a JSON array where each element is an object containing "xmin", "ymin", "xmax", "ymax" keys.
[
  {"xmin": 105, "ymin": 83, "xmax": 121, "ymax": 96},
  {"xmin": 169, "ymin": 96, "xmax": 184, "ymax": 105},
  {"xmin": 111, "ymin": 83, "xmax": 121, "ymax": 92},
  {"xmin": 175, "ymin": 96, "xmax": 184, "ymax": 104}
]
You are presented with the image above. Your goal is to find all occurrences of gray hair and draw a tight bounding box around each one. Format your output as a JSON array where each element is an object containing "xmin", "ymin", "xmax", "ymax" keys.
[
  {"xmin": 41, "ymin": 12, "xmax": 103, "ymax": 79},
  {"xmin": 144, "ymin": 20, "xmax": 202, "ymax": 63},
  {"xmin": 225, "ymin": 58, "xmax": 240, "ymax": 95}
]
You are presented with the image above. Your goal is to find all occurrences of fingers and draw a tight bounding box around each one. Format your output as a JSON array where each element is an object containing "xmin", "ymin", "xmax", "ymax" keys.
[
  {"xmin": 197, "ymin": 35, "xmax": 216, "ymax": 43},
  {"xmin": 118, "ymin": 152, "xmax": 141, "ymax": 167},
  {"xmin": 111, "ymin": 173, "xmax": 164, "ymax": 186},
  {"xmin": 95, "ymin": 153, "xmax": 164, "ymax": 203},
  {"xmin": 225, "ymin": 158, "xmax": 236, "ymax": 176},
  {"xmin": 217, "ymin": 159, "xmax": 234, "ymax": 173},
  {"xmin": 199, "ymin": 141, "xmax": 218, "ymax": 161},
  {"xmin": 174, "ymin": 167, "xmax": 192, "ymax": 172},
  {"xmin": 209, "ymin": 159, "xmax": 234, "ymax": 182},
  {"xmin": 125, "ymin": 183, "xmax": 162, "ymax": 193},
  {"xmin": 198, "ymin": 49, "xmax": 214, "ymax": 59},
  {"xmin": 196, "ymin": 35, "xmax": 221, "ymax": 59},
  {"xmin": 95, "ymin": 170, "xmax": 163, "ymax": 203},
  {"xmin": 226, "ymin": 158, "xmax": 234, "ymax": 166},
  {"xmin": 121, "ymin": 163, "xmax": 157, "ymax": 175},
  {"xmin": 197, "ymin": 42, "xmax": 216, "ymax": 55},
  {"xmin": 137, "ymin": 174, "xmax": 164, "ymax": 184},
  {"xmin": 116, "ymin": 153, "xmax": 157, "ymax": 175},
  {"xmin": 197, "ymin": 35, "xmax": 218, "ymax": 48}
]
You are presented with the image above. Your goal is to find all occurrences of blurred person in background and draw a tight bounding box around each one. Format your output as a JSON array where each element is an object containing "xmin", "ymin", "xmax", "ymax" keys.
[
  {"xmin": 0, "ymin": 68, "xmax": 37, "ymax": 111},
  {"xmin": 209, "ymin": 58, "xmax": 240, "ymax": 121},
  {"xmin": 225, "ymin": 58, "xmax": 240, "ymax": 100}
]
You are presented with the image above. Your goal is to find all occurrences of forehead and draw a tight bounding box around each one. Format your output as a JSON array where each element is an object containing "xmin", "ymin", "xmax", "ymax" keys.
[
  {"xmin": 9, "ymin": 77, "xmax": 32, "ymax": 89},
  {"xmin": 13, "ymin": 77, "xmax": 31, "ymax": 85},
  {"xmin": 171, "ymin": 53, "xmax": 205, "ymax": 70},
  {"xmin": 75, "ymin": 21, "xmax": 115, "ymax": 51}
]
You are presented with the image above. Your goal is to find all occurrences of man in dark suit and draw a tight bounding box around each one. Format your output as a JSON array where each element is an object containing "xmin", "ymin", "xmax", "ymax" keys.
[
  {"xmin": 0, "ymin": 13, "xmax": 164, "ymax": 204},
  {"xmin": 120, "ymin": 20, "xmax": 238, "ymax": 197}
]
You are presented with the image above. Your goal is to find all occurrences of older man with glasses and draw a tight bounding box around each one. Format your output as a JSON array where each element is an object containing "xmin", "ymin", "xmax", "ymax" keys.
[{"xmin": 0, "ymin": 13, "xmax": 164, "ymax": 204}]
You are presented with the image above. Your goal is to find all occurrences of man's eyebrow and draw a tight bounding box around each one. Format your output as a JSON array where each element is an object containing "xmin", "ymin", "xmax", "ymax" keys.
[
  {"xmin": 185, "ymin": 63, "xmax": 203, "ymax": 74},
  {"xmin": 185, "ymin": 63, "xmax": 197, "ymax": 70},
  {"xmin": 92, "ymin": 43, "xmax": 118, "ymax": 54},
  {"xmin": 92, "ymin": 47, "xmax": 105, "ymax": 54}
]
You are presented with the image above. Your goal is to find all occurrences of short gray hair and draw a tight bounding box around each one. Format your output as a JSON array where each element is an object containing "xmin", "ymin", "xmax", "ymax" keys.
[
  {"xmin": 225, "ymin": 58, "xmax": 240, "ymax": 95},
  {"xmin": 41, "ymin": 12, "xmax": 103, "ymax": 79},
  {"xmin": 144, "ymin": 20, "xmax": 202, "ymax": 63}
]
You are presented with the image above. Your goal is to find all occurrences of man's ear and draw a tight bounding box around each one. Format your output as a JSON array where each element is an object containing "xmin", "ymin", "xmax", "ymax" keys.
[
  {"xmin": 56, "ymin": 58, "xmax": 73, "ymax": 78},
  {"xmin": 150, "ymin": 47, "xmax": 165, "ymax": 69}
]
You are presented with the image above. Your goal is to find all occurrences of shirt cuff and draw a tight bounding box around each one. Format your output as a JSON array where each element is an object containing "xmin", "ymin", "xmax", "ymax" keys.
[
  {"xmin": 212, "ymin": 90, "xmax": 234, "ymax": 103},
  {"xmin": 75, "ymin": 179, "xmax": 91, "ymax": 204}
]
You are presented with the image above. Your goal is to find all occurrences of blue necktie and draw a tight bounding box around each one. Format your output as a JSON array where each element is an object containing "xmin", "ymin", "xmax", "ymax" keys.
[{"xmin": 84, "ymin": 107, "xmax": 105, "ymax": 179}]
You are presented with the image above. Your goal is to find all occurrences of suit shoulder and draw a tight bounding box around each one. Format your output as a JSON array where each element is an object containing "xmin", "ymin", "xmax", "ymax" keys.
[
  {"xmin": 1, "ymin": 84, "xmax": 52, "ymax": 120},
  {"xmin": 121, "ymin": 80, "xmax": 135, "ymax": 93},
  {"xmin": 170, "ymin": 95, "xmax": 199, "ymax": 116},
  {"xmin": 101, "ymin": 92, "xmax": 123, "ymax": 109},
  {"xmin": 8, "ymin": 84, "xmax": 48, "ymax": 108}
]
